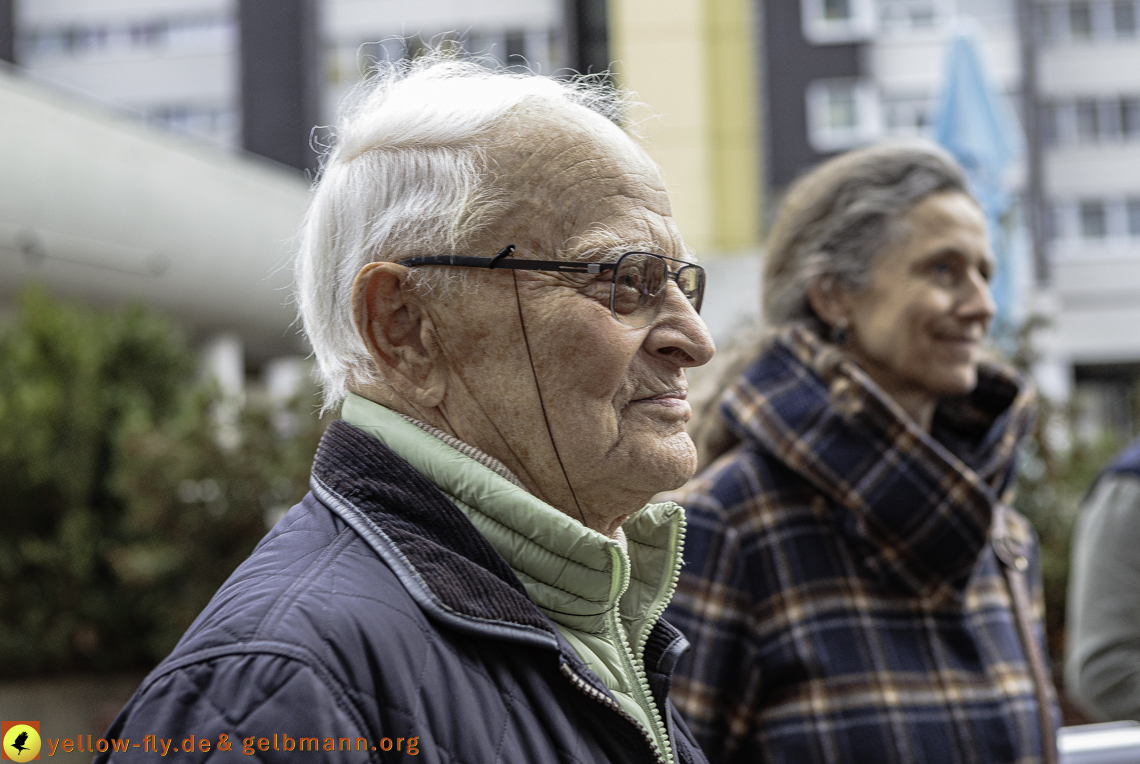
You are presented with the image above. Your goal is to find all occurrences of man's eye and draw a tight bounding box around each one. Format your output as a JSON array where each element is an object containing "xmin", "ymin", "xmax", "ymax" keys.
[{"xmin": 616, "ymin": 271, "xmax": 641, "ymax": 290}]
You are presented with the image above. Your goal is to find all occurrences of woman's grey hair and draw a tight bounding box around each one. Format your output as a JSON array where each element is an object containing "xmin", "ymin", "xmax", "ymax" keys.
[
  {"xmin": 763, "ymin": 140, "xmax": 969, "ymax": 330},
  {"xmin": 295, "ymin": 54, "xmax": 624, "ymax": 410},
  {"xmin": 686, "ymin": 142, "xmax": 971, "ymax": 469}
]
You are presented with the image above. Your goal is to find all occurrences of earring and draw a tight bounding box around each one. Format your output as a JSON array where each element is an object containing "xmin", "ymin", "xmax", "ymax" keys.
[{"xmin": 831, "ymin": 320, "xmax": 849, "ymax": 346}]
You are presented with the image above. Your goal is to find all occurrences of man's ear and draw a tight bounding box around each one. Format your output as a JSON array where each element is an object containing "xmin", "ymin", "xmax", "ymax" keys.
[
  {"xmin": 806, "ymin": 276, "xmax": 850, "ymax": 330},
  {"xmin": 351, "ymin": 262, "xmax": 447, "ymax": 407}
]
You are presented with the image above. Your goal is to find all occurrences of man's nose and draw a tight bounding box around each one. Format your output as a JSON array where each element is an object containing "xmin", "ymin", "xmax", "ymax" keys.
[{"xmin": 646, "ymin": 283, "xmax": 715, "ymax": 367}]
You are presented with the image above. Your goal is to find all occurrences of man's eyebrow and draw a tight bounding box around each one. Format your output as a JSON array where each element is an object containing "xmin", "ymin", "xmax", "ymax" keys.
[
  {"xmin": 564, "ymin": 247, "xmax": 622, "ymax": 263},
  {"xmin": 564, "ymin": 239, "xmax": 697, "ymax": 265}
]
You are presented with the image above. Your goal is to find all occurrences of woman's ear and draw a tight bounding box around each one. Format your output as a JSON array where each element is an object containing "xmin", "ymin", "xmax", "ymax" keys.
[
  {"xmin": 351, "ymin": 262, "xmax": 447, "ymax": 407},
  {"xmin": 807, "ymin": 276, "xmax": 850, "ymax": 330}
]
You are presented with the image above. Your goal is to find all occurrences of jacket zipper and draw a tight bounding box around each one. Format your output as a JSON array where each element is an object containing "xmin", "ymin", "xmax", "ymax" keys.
[{"xmin": 559, "ymin": 661, "xmax": 668, "ymax": 764}]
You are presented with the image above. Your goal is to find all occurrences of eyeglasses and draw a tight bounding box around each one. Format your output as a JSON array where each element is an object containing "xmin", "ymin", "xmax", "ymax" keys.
[{"xmin": 397, "ymin": 245, "xmax": 705, "ymax": 328}]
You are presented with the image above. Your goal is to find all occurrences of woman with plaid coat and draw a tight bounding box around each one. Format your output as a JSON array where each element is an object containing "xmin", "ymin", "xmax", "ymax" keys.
[{"xmin": 665, "ymin": 143, "xmax": 1058, "ymax": 764}]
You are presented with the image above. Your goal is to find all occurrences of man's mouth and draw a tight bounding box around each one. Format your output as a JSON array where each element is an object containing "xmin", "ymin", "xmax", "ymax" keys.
[{"xmin": 632, "ymin": 389, "xmax": 688, "ymax": 404}]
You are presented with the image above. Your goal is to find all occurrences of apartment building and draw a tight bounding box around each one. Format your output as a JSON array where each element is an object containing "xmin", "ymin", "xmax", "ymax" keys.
[
  {"xmin": 11, "ymin": 0, "xmax": 1136, "ymax": 421},
  {"xmin": 323, "ymin": 0, "xmax": 561, "ymax": 121},
  {"xmin": 1035, "ymin": 0, "xmax": 1140, "ymax": 429},
  {"xmin": 760, "ymin": 0, "xmax": 1140, "ymax": 431},
  {"xmin": 12, "ymin": 0, "xmax": 566, "ymax": 162},
  {"xmin": 15, "ymin": 0, "xmax": 239, "ymax": 148},
  {"xmin": 3, "ymin": 0, "xmax": 572, "ymax": 391},
  {"xmin": 761, "ymin": 0, "xmax": 1020, "ymax": 191}
]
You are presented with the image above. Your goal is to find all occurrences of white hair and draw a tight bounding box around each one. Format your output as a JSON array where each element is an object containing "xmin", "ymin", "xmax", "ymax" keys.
[{"xmin": 295, "ymin": 55, "xmax": 625, "ymax": 410}]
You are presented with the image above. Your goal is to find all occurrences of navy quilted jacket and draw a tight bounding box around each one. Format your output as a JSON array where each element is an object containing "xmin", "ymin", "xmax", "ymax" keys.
[{"xmin": 96, "ymin": 421, "xmax": 708, "ymax": 764}]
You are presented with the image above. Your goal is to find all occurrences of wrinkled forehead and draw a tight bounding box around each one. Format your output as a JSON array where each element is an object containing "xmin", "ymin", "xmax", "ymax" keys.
[{"xmin": 485, "ymin": 103, "xmax": 689, "ymax": 263}]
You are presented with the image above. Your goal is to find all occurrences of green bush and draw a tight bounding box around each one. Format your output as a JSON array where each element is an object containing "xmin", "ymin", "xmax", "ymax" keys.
[
  {"xmin": 1006, "ymin": 318, "xmax": 1134, "ymax": 671},
  {"xmin": 1012, "ymin": 403, "xmax": 1124, "ymax": 666},
  {"xmin": 0, "ymin": 288, "xmax": 325, "ymax": 678}
]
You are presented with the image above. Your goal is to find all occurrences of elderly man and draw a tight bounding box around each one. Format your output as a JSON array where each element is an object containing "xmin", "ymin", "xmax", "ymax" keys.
[{"xmin": 96, "ymin": 59, "xmax": 714, "ymax": 764}]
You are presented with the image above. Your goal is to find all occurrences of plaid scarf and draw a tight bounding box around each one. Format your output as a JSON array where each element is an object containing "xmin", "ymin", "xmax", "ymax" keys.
[{"xmin": 666, "ymin": 324, "xmax": 1054, "ymax": 764}]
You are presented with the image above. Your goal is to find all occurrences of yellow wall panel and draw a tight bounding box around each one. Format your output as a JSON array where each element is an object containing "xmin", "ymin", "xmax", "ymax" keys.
[{"xmin": 609, "ymin": 0, "xmax": 761, "ymax": 255}]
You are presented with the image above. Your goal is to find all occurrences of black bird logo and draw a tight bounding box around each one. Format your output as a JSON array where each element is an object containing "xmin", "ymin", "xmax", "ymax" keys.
[{"xmin": 10, "ymin": 730, "xmax": 29, "ymax": 754}]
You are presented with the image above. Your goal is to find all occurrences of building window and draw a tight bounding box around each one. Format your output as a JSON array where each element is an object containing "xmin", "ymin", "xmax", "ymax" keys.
[
  {"xmin": 1040, "ymin": 103, "xmax": 1060, "ymax": 145},
  {"xmin": 827, "ymin": 87, "xmax": 857, "ymax": 127},
  {"xmin": 129, "ymin": 22, "xmax": 167, "ymax": 46},
  {"xmin": 1123, "ymin": 98, "xmax": 1140, "ymax": 137},
  {"xmin": 801, "ymin": 0, "xmax": 875, "ymax": 43},
  {"xmin": 1115, "ymin": 0, "xmax": 1138, "ymax": 33},
  {"xmin": 144, "ymin": 104, "xmax": 237, "ymax": 144},
  {"xmin": 1080, "ymin": 200, "xmax": 1108, "ymax": 238},
  {"xmin": 1070, "ymin": 1, "xmax": 1095, "ymax": 38},
  {"xmin": 1100, "ymin": 100, "xmax": 1123, "ymax": 139},
  {"xmin": 354, "ymin": 30, "xmax": 555, "ymax": 80},
  {"xmin": 823, "ymin": 0, "xmax": 852, "ymax": 20},
  {"xmin": 504, "ymin": 30, "xmax": 527, "ymax": 64},
  {"xmin": 1127, "ymin": 198, "xmax": 1140, "ymax": 236},
  {"xmin": 879, "ymin": 0, "xmax": 947, "ymax": 30},
  {"xmin": 19, "ymin": 16, "xmax": 233, "ymax": 61},
  {"xmin": 1051, "ymin": 197, "xmax": 1140, "ymax": 245},
  {"xmin": 1042, "ymin": 0, "xmax": 1140, "ymax": 42},
  {"xmin": 1045, "ymin": 204, "xmax": 1062, "ymax": 240},
  {"xmin": 1041, "ymin": 95, "xmax": 1140, "ymax": 143},
  {"xmin": 1076, "ymin": 99, "xmax": 1100, "ymax": 141},
  {"xmin": 882, "ymin": 93, "xmax": 934, "ymax": 136},
  {"xmin": 806, "ymin": 78, "xmax": 881, "ymax": 151}
]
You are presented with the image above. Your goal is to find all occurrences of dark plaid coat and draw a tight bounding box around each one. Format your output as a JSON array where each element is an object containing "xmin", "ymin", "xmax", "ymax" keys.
[{"xmin": 665, "ymin": 324, "xmax": 1056, "ymax": 764}]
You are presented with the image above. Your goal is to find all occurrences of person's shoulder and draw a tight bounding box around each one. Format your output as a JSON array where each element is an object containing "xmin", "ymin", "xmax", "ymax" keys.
[
  {"xmin": 1106, "ymin": 436, "xmax": 1140, "ymax": 479},
  {"xmin": 170, "ymin": 492, "xmax": 426, "ymax": 670},
  {"xmin": 1079, "ymin": 442, "xmax": 1140, "ymax": 522},
  {"xmin": 1081, "ymin": 468, "xmax": 1140, "ymax": 529},
  {"xmin": 100, "ymin": 650, "xmax": 374, "ymax": 761},
  {"xmin": 671, "ymin": 440, "xmax": 811, "ymax": 514},
  {"xmin": 667, "ymin": 441, "xmax": 821, "ymax": 628},
  {"xmin": 99, "ymin": 496, "xmax": 421, "ymax": 758}
]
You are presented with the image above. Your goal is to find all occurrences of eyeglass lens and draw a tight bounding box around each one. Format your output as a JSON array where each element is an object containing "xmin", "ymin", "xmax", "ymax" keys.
[{"xmin": 610, "ymin": 253, "xmax": 704, "ymax": 328}]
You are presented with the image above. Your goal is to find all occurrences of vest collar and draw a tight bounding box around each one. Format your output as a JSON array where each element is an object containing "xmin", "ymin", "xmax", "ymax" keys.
[{"xmin": 340, "ymin": 394, "xmax": 685, "ymax": 644}]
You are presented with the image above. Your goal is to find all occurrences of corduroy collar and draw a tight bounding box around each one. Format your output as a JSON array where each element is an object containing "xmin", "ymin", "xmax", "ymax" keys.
[
  {"xmin": 722, "ymin": 324, "xmax": 1035, "ymax": 601},
  {"xmin": 338, "ymin": 394, "xmax": 685, "ymax": 647},
  {"xmin": 311, "ymin": 419, "xmax": 557, "ymax": 636},
  {"xmin": 309, "ymin": 417, "xmax": 691, "ymax": 676}
]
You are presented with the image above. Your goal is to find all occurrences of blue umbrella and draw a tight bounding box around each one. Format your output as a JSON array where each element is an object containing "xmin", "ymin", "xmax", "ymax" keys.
[{"xmin": 933, "ymin": 32, "xmax": 1023, "ymax": 333}]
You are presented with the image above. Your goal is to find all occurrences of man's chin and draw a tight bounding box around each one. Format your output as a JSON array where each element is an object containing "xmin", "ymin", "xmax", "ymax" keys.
[{"xmin": 632, "ymin": 434, "xmax": 699, "ymax": 494}]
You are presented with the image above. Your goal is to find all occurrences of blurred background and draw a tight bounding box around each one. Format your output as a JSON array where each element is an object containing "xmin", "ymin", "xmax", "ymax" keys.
[{"xmin": 1, "ymin": 0, "xmax": 1138, "ymax": 756}]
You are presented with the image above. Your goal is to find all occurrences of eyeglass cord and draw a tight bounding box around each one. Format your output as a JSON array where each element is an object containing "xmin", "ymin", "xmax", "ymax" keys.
[{"xmin": 511, "ymin": 269, "xmax": 620, "ymax": 619}]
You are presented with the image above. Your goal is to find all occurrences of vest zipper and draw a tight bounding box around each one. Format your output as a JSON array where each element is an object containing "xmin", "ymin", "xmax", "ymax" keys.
[
  {"xmin": 624, "ymin": 515, "xmax": 686, "ymax": 764},
  {"xmin": 559, "ymin": 661, "xmax": 668, "ymax": 764},
  {"xmin": 607, "ymin": 605, "xmax": 672, "ymax": 764}
]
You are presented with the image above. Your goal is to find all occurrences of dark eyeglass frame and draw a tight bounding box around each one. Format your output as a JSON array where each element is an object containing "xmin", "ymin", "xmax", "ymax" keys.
[{"xmin": 397, "ymin": 245, "xmax": 705, "ymax": 327}]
